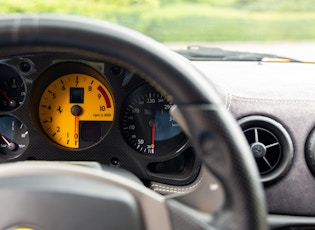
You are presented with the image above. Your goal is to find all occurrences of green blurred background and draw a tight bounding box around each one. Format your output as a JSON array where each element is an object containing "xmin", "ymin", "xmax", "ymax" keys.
[{"xmin": 1, "ymin": 0, "xmax": 315, "ymax": 42}]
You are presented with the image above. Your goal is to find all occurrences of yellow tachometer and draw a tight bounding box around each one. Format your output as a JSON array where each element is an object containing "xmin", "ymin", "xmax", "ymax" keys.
[{"xmin": 39, "ymin": 73, "xmax": 114, "ymax": 149}]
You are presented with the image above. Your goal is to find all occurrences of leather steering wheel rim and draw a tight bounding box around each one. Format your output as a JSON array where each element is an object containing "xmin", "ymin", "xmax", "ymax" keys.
[{"xmin": 0, "ymin": 15, "xmax": 267, "ymax": 230}]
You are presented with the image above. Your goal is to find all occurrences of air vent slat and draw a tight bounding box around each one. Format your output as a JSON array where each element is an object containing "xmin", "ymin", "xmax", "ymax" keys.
[
  {"xmin": 254, "ymin": 128, "xmax": 259, "ymax": 142},
  {"xmin": 266, "ymin": 142, "xmax": 279, "ymax": 149},
  {"xmin": 263, "ymin": 157, "xmax": 273, "ymax": 169}
]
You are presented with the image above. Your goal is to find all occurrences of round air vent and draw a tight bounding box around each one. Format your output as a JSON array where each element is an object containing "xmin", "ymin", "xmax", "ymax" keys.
[{"xmin": 239, "ymin": 116, "xmax": 293, "ymax": 183}]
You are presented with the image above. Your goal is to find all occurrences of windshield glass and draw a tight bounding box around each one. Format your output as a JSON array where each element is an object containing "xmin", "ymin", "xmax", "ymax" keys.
[{"xmin": 1, "ymin": 0, "xmax": 315, "ymax": 60}]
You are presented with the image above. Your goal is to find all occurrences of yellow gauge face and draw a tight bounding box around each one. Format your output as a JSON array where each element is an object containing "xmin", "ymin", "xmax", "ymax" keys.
[{"xmin": 39, "ymin": 73, "xmax": 114, "ymax": 149}]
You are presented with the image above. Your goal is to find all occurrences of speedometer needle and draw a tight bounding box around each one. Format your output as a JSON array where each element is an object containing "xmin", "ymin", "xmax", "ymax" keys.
[{"xmin": 151, "ymin": 121, "xmax": 155, "ymax": 154}]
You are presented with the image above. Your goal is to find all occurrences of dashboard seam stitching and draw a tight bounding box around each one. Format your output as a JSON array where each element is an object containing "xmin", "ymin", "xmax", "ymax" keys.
[
  {"xmin": 226, "ymin": 85, "xmax": 232, "ymax": 110},
  {"xmin": 230, "ymin": 95, "xmax": 315, "ymax": 104},
  {"xmin": 151, "ymin": 177, "xmax": 203, "ymax": 193}
]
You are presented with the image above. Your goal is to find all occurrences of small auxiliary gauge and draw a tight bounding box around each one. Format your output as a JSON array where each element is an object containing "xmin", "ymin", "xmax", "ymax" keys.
[
  {"xmin": 0, "ymin": 64, "xmax": 26, "ymax": 111},
  {"xmin": 0, "ymin": 115, "xmax": 29, "ymax": 159},
  {"xmin": 121, "ymin": 84, "xmax": 187, "ymax": 155}
]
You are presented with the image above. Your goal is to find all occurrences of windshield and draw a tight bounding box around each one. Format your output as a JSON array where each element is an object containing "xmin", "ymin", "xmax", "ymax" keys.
[{"xmin": 1, "ymin": 0, "xmax": 315, "ymax": 60}]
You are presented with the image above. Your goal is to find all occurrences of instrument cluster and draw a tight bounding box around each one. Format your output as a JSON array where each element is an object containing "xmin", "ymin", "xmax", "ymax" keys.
[{"xmin": 0, "ymin": 53, "xmax": 200, "ymax": 185}]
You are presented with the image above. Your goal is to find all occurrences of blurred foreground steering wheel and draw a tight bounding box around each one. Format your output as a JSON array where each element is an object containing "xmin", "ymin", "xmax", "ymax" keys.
[{"xmin": 0, "ymin": 15, "xmax": 267, "ymax": 230}]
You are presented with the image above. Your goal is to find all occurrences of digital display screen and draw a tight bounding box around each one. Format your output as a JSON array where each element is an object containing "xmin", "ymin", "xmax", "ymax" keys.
[
  {"xmin": 70, "ymin": 88, "xmax": 84, "ymax": 103},
  {"xmin": 81, "ymin": 122, "xmax": 102, "ymax": 142}
]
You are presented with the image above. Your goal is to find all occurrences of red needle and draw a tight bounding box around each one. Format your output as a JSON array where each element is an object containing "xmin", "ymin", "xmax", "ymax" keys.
[
  {"xmin": 0, "ymin": 89, "xmax": 12, "ymax": 103},
  {"xmin": 0, "ymin": 133, "xmax": 15, "ymax": 150},
  {"xmin": 0, "ymin": 133, "xmax": 10, "ymax": 145},
  {"xmin": 151, "ymin": 122, "xmax": 155, "ymax": 154}
]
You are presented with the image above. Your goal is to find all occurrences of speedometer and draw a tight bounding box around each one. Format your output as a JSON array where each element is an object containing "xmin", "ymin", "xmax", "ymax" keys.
[
  {"xmin": 36, "ymin": 62, "xmax": 115, "ymax": 149},
  {"xmin": 120, "ymin": 84, "xmax": 187, "ymax": 155}
]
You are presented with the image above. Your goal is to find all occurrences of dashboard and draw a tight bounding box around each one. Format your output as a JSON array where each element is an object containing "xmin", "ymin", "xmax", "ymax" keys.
[
  {"xmin": 0, "ymin": 52, "xmax": 200, "ymax": 186},
  {"xmin": 2, "ymin": 49, "xmax": 315, "ymax": 228}
]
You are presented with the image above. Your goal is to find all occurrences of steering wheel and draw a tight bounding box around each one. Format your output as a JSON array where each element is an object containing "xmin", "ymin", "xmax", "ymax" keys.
[{"xmin": 0, "ymin": 15, "xmax": 267, "ymax": 230}]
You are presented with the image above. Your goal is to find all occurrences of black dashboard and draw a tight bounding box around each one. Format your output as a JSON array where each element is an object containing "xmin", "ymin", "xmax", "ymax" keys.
[
  {"xmin": 3, "ymin": 51, "xmax": 315, "ymax": 203},
  {"xmin": 2, "ymin": 48, "xmax": 315, "ymax": 229},
  {"xmin": 0, "ymin": 52, "xmax": 200, "ymax": 186}
]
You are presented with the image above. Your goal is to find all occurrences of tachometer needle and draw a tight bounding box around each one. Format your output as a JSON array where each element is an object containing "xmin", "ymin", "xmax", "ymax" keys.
[
  {"xmin": 0, "ymin": 133, "xmax": 16, "ymax": 151},
  {"xmin": 74, "ymin": 114, "xmax": 78, "ymax": 146},
  {"xmin": 71, "ymin": 105, "xmax": 82, "ymax": 147},
  {"xmin": 151, "ymin": 121, "xmax": 155, "ymax": 154}
]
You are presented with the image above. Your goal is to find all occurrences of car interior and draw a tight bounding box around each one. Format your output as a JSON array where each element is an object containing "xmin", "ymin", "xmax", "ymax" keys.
[{"xmin": 0, "ymin": 13, "xmax": 314, "ymax": 230}]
